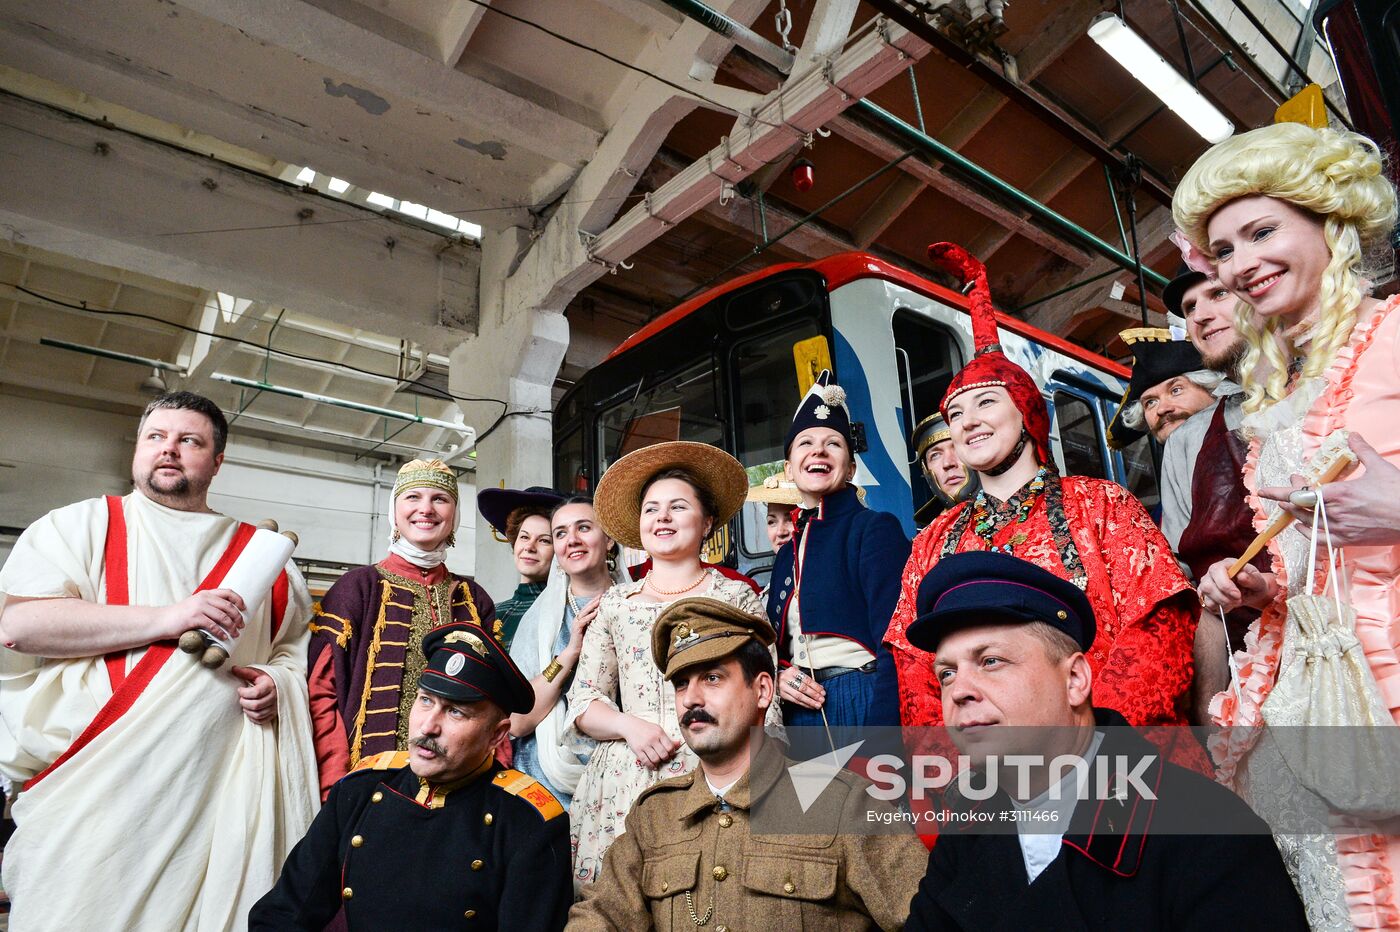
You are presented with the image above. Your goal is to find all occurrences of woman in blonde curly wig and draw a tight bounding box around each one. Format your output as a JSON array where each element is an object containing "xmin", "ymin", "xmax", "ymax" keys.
[
  {"xmin": 1178, "ymin": 121, "xmax": 1400, "ymax": 932},
  {"xmin": 1174, "ymin": 121, "xmax": 1396, "ymax": 412}
]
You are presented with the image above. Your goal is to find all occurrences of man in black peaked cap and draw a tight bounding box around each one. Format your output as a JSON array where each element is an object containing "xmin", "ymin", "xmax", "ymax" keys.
[{"xmin": 252, "ymin": 621, "xmax": 571, "ymax": 931}]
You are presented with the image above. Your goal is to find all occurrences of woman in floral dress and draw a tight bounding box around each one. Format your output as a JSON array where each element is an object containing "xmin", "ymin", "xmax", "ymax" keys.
[{"xmin": 563, "ymin": 441, "xmax": 779, "ymax": 887}]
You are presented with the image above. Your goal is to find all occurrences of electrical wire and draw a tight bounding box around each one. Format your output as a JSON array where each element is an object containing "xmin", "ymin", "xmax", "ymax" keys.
[
  {"xmin": 9, "ymin": 282, "xmax": 513, "ymax": 411},
  {"xmin": 14, "ymin": 280, "xmax": 557, "ymax": 447},
  {"xmin": 456, "ymin": 0, "xmax": 784, "ymax": 130}
]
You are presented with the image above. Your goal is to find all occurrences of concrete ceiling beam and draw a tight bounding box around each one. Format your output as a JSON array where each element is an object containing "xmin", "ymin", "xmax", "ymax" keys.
[
  {"xmin": 0, "ymin": 2, "xmax": 556, "ymax": 224},
  {"xmin": 576, "ymin": 20, "xmax": 932, "ymax": 296},
  {"xmin": 831, "ymin": 113, "xmax": 1094, "ymax": 266},
  {"xmin": 968, "ymin": 150, "xmax": 1093, "ymax": 258},
  {"xmin": 0, "ymin": 94, "xmax": 481, "ymax": 356},
  {"xmin": 496, "ymin": 6, "xmax": 797, "ymax": 320},
  {"xmin": 168, "ymin": 0, "xmax": 600, "ymax": 166},
  {"xmin": 1022, "ymin": 205, "xmax": 1174, "ymax": 336},
  {"xmin": 437, "ymin": 0, "xmax": 491, "ymax": 67},
  {"xmin": 852, "ymin": 175, "xmax": 926, "ymax": 248},
  {"xmin": 183, "ymin": 301, "xmax": 272, "ymax": 393},
  {"xmin": 722, "ymin": 45, "xmax": 1093, "ymax": 268},
  {"xmin": 796, "ymin": 0, "xmax": 863, "ymax": 66}
]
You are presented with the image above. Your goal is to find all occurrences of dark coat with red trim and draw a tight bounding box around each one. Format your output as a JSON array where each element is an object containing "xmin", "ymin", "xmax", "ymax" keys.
[
  {"xmin": 904, "ymin": 709, "xmax": 1307, "ymax": 931},
  {"xmin": 250, "ymin": 758, "xmax": 571, "ymax": 931},
  {"xmin": 765, "ymin": 485, "xmax": 910, "ymax": 726}
]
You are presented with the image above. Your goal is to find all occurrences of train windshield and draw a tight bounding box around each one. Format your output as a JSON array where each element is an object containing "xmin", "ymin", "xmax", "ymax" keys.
[
  {"xmin": 597, "ymin": 358, "xmax": 723, "ymax": 472},
  {"xmin": 731, "ymin": 319, "xmax": 822, "ymax": 559}
]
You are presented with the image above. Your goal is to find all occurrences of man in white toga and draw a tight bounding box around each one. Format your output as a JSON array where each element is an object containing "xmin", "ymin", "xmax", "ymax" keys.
[{"xmin": 0, "ymin": 391, "xmax": 318, "ymax": 931}]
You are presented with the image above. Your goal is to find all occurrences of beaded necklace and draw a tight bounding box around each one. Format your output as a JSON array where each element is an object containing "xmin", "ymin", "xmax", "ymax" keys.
[{"xmin": 971, "ymin": 467, "xmax": 1048, "ymax": 553}]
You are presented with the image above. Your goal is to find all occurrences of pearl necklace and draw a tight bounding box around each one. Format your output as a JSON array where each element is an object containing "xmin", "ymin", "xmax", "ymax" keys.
[{"xmin": 645, "ymin": 568, "xmax": 708, "ymax": 596}]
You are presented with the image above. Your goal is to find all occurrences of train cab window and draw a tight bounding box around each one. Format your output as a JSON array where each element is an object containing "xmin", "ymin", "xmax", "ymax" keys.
[
  {"xmin": 1116, "ymin": 433, "xmax": 1162, "ymax": 512},
  {"xmin": 1052, "ymin": 390, "xmax": 1108, "ymax": 480},
  {"xmin": 597, "ymin": 359, "xmax": 722, "ymax": 471},
  {"xmin": 731, "ymin": 321, "xmax": 821, "ymax": 559},
  {"xmin": 892, "ymin": 309, "xmax": 963, "ymax": 519},
  {"xmin": 554, "ymin": 427, "xmax": 585, "ymax": 494}
]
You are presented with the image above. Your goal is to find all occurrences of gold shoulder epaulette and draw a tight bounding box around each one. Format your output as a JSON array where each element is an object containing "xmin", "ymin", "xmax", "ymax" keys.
[
  {"xmin": 1119, "ymin": 327, "xmax": 1174, "ymax": 345},
  {"xmin": 352, "ymin": 750, "xmax": 411, "ymax": 773},
  {"xmin": 493, "ymin": 768, "xmax": 565, "ymax": 821}
]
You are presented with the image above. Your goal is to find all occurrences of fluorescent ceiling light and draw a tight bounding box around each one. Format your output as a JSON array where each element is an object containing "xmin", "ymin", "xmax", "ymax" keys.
[{"xmin": 1088, "ymin": 13, "xmax": 1235, "ymax": 143}]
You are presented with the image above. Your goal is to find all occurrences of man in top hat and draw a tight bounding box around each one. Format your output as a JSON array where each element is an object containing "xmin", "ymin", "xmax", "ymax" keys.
[
  {"xmin": 902, "ymin": 551, "xmax": 1306, "ymax": 931},
  {"xmin": 0, "ymin": 391, "xmax": 316, "ymax": 931},
  {"xmin": 253, "ymin": 621, "xmax": 572, "ymax": 931},
  {"xmin": 1106, "ymin": 327, "xmax": 1219, "ymax": 449},
  {"xmin": 1147, "ymin": 264, "xmax": 1273, "ymax": 720},
  {"xmin": 569, "ymin": 597, "xmax": 926, "ymax": 931},
  {"xmin": 479, "ymin": 486, "xmax": 565, "ymax": 649},
  {"xmin": 911, "ymin": 412, "xmax": 974, "ymax": 527}
]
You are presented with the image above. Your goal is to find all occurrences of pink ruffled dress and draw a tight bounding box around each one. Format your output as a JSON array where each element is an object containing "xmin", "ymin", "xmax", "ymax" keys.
[{"xmin": 1211, "ymin": 294, "xmax": 1400, "ymax": 931}]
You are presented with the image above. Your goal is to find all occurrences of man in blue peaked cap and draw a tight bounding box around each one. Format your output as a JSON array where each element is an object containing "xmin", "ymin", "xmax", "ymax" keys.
[{"xmin": 902, "ymin": 551, "xmax": 1305, "ymax": 931}]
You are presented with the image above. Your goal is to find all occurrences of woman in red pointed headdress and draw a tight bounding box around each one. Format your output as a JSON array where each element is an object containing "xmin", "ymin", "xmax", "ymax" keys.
[{"xmin": 885, "ymin": 243, "xmax": 1198, "ymax": 729}]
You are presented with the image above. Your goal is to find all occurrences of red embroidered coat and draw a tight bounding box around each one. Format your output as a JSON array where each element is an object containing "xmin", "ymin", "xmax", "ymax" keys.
[{"xmin": 885, "ymin": 475, "xmax": 1197, "ymax": 728}]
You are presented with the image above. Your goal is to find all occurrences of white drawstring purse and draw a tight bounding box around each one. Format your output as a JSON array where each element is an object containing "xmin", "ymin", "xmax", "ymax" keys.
[{"xmin": 1256, "ymin": 490, "xmax": 1400, "ymax": 817}]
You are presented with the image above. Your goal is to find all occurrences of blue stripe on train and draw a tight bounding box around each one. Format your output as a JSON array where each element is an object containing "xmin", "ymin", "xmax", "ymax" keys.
[{"xmin": 833, "ymin": 329, "xmax": 916, "ymax": 537}]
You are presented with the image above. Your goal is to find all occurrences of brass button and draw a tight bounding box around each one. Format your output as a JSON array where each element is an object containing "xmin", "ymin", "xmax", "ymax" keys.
[
  {"xmin": 371, "ymin": 791, "xmax": 383, "ymax": 803},
  {"xmin": 350, "ymin": 835, "xmax": 364, "ymax": 848},
  {"xmin": 660, "ymin": 881, "xmax": 669, "ymax": 892},
  {"xmin": 464, "ymin": 909, "xmax": 476, "ymax": 919},
  {"xmin": 483, "ymin": 813, "xmax": 494, "ymax": 826},
  {"xmin": 471, "ymin": 859, "xmax": 484, "ymax": 871},
  {"xmin": 712, "ymin": 866, "xmax": 728, "ymax": 882},
  {"xmin": 1056, "ymin": 610, "xmax": 1068, "ymax": 620},
  {"xmin": 718, "ymin": 814, "xmax": 733, "ymax": 828},
  {"xmin": 341, "ymin": 887, "xmax": 354, "ymax": 900},
  {"xmin": 783, "ymin": 881, "xmax": 796, "ymax": 895}
]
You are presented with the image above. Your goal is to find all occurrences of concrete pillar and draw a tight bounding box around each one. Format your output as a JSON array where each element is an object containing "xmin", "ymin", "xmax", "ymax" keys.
[{"xmin": 449, "ymin": 226, "xmax": 569, "ymax": 597}]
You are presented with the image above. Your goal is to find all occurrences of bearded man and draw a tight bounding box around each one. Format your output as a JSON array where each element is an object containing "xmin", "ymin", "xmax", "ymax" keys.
[{"xmin": 0, "ymin": 391, "xmax": 317, "ymax": 931}]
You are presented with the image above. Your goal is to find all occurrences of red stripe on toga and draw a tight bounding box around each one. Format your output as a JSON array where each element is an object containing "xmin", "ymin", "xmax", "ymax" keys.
[{"xmin": 23, "ymin": 501, "xmax": 259, "ymax": 792}]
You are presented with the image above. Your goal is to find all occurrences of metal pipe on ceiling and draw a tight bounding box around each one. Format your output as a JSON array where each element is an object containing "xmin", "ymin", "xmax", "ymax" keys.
[
  {"xmin": 232, "ymin": 411, "xmax": 474, "ymax": 463},
  {"xmin": 864, "ymin": 0, "xmax": 1175, "ymax": 206},
  {"xmin": 656, "ymin": 0, "xmax": 796, "ymax": 74},
  {"xmin": 664, "ymin": 0, "xmax": 1168, "ymax": 291},
  {"xmin": 38, "ymin": 338, "xmax": 187, "ymax": 373},
  {"xmin": 209, "ymin": 373, "xmax": 474, "ymax": 438},
  {"xmin": 853, "ymin": 99, "xmax": 1169, "ymax": 289}
]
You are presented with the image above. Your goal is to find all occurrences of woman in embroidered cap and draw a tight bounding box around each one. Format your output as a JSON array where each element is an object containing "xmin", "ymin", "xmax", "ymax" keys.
[
  {"xmin": 884, "ymin": 244, "xmax": 1196, "ymax": 733},
  {"xmin": 767, "ymin": 369, "xmax": 910, "ymax": 743},
  {"xmin": 562, "ymin": 441, "xmax": 780, "ymax": 888},
  {"xmin": 306, "ymin": 459, "xmax": 498, "ymax": 797},
  {"xmin": 1176, "ymin": 122, "xmax": 1400, "ymax": 931}
]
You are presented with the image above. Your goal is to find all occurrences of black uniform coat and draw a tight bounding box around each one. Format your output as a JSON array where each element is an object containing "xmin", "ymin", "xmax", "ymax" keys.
[
  {"xmin": 250, "ymin": 755, "xmax": 571, "ymax": 931},
  {"xmin": 906, "ymin": 709, "xmax": 1308, "ymax": 931}
]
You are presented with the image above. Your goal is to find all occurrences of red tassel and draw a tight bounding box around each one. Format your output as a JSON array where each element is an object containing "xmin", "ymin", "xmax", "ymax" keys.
[{"xmin": 927, "ymin": 241, "xmax": 998, "ymax": 356}]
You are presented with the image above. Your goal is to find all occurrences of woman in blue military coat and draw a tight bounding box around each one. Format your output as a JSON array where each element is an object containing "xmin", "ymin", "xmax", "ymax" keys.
[{"xmin": 767, "ymin": 370, "xmax": 911, "ymax": 740}]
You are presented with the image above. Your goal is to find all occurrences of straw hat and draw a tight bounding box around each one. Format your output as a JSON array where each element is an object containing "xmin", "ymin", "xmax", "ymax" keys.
[{"xmin": 594, "ymin": 441, "xmax": 749, "ymax": 551}]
